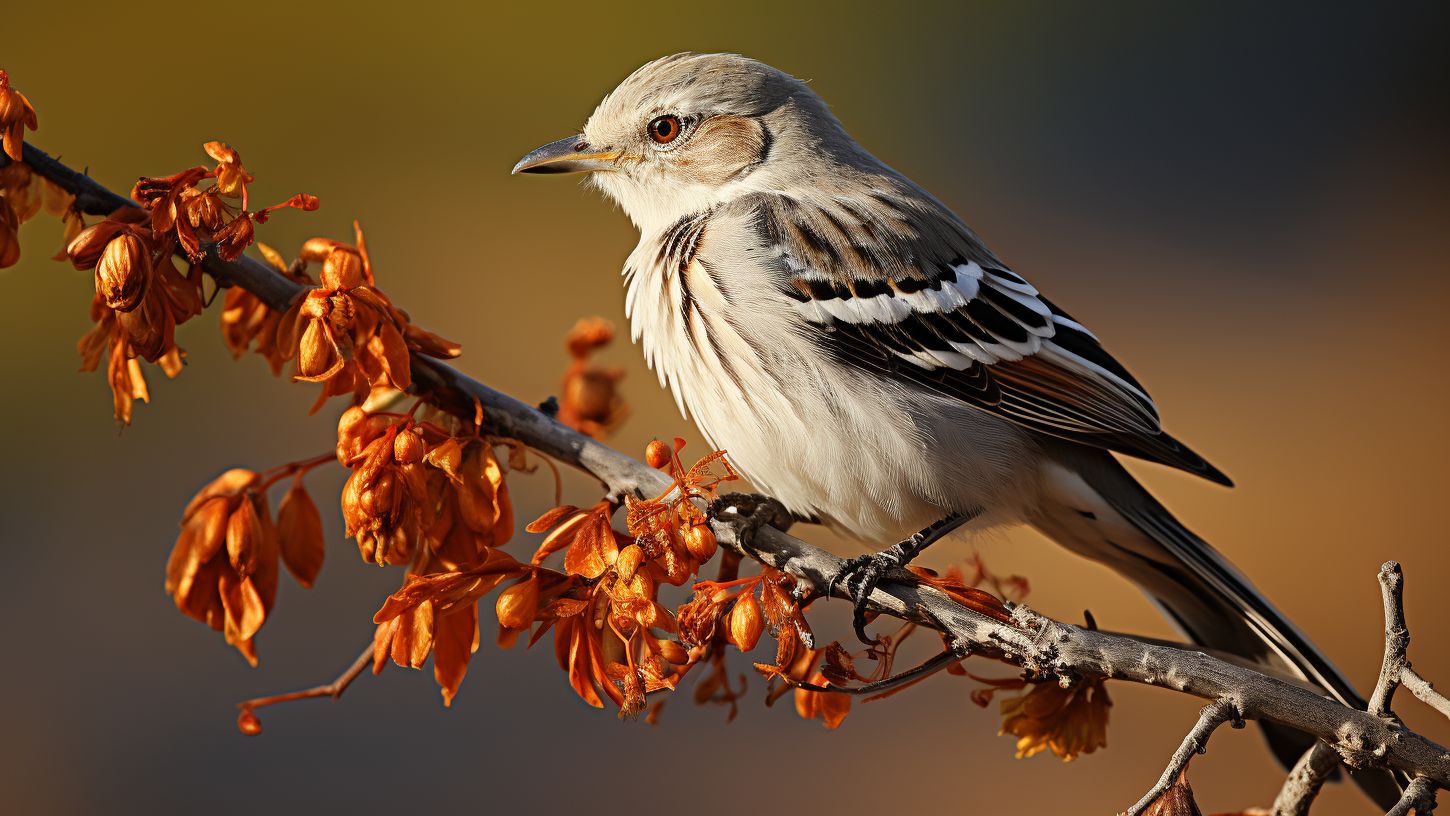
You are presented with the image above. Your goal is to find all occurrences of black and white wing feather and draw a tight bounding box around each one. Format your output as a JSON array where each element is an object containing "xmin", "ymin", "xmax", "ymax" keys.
[{"xmin": 743, "ymin": 191, "xmax": 1231, "ymax": 486}]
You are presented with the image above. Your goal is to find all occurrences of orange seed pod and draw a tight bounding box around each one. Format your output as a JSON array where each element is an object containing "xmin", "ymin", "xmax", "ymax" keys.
[
  {"xmin": 726, "ymin": 592, "xmax": 764, "ymax": 652},
  {"xmin": 645, "ymin": 440, "xmax": 670, "ymax": 469},
  {"xmin": 225, "ymin": 494, "xmax": 264, "ymax": 577},
  {"xmin": 95, "ymin": 233, "xmax": 151, "ymax": 312},
  {"xmin": 236, "ymin": 710, "xmax": 263, "ymax": 736},
  {"xmin": 615, "ymin": 544, "xmax": 645, "ymax": 582},
  {"xmin": 320, "ymin": 248, "xmax": 364, "ymax": 290},
  {"xmin": 683, "ymin": 522, "xmax": 717, "ymax": 563},
  {"xmin": 393, "ymin": 429, "xmax": 424, "ymax": 464},
  {"xmin": 495, "ymin": 576, "xmax": 540, "ymax": 630}
]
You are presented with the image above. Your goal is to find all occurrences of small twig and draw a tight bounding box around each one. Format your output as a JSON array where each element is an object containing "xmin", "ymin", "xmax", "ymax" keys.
[
  {"xmin": 1402, "ymin": 668, "xmax": 1450, "ymax": 721},
  {"xmin": 1125, "ymin": 699, "xmax": 1243, "ymax": 816},
  {"xmin": 782, "ymin": 649, "xmax": 962, "ymax": 698},
  {"xmin": 1370, "ymin": 561, "xmax": 1411, "ymax": 717},
  {"xmin": 1386, "ymin": 776, "xmax": 1438, "ymax": 816},
  {"xmin": 234, "ymin": 642, "xmax": 373, "ymax": 733},
  {"xmin": 256, "ymin": 451, "xmax": 336, "ymax": 490},
  {"xmin": 1271, "ymin": 741, "xmax": 1341, "ymax": 816}
]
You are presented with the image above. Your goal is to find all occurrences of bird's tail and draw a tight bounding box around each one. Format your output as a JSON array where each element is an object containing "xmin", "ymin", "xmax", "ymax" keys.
[{"xmin": 1029, "ymin": 442, "xmax": 1402, "ymax": 809}]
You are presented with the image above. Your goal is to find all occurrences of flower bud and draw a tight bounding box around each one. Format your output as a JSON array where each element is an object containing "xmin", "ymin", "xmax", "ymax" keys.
[
  {"xmin": 393, "ymin": 429, "xmax": 424, "ymax": 464},
  {"xmin": 726, "ymin": 593, "xmax": 764, "ymax": 652},
  {"xmin": 645, "ymin": 440, "xmax": 671, "ymax": 469},
  {"xmin": 615, "ymin": 544, "xmax": 645, "ymax": 582},
  {"xmin": 320, "ymin": 248, "xmax": 364, "ymax": 289},
  {"xmin": 360, "ymin": 469, "xmax": 398, "ymax": 520},
  {"xmin": 95, "ymin": 233, "xmax": 151, "ymax": 312},
  {"xmin": 335, "ymin": 406, "xmax": 382, "ymax": 463},
  {"xmin": 683, "ymin": 522, "xmax": 717, "ymax": 562},
  {"xmin": 236, "ymin": 710, "xmax": 263, "ymax": 736},
  {"xmin": 495, "ymin": 576, "xmax": 540, "ymax": 630},
  {"xmin": 565, "ymin": 317, "xmax": 614, "ymax": 358},
  {"xmin": 564, "ymin": 370, "xmax": 615, "ymax": 418},
  {"xmin": 225, "ymin": 494, "xmax": 264, "ymax": 577},
  {"xmin": 297, "ymin": 319, "xmax": 336, "ymax": 378}
]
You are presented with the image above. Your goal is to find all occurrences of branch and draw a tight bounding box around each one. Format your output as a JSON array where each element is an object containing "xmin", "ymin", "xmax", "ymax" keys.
[
  {"xmin": 1272, "ymin": 742, "xmax": 1342, "ymax": 816},
  {"xmin": 1126, "ymin": 699, "xmax": 1243, "ymax": 816},
  {"xmin": 1370, "ymin": 561, "xmax": 1412, "ymax": 717},
  {"xmin": 1387, "ymin": 777, "xmax": 1438, "ymax": 816},
  {"xmin": 14, "ymin": 143, "xmax": 1450, "ymax": 803},
  {"xmin": 1402, "ymin": 669, "xmax": 1450, "ymax": 721},
  {"xmin": 234, "ymin": 642, "xmax": 373, "ymax": 735}
]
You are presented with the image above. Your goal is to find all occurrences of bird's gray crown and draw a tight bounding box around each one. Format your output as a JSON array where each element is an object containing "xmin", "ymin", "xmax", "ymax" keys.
[
  {"xmin": 568, "ymin": 53, "xmax": 868, "ymax": 231},
  {"xmin": 586, "ymin": 52, "xmax": 802, "ymax": 134}
]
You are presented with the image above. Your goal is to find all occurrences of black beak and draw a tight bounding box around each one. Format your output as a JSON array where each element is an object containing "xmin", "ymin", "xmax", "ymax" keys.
[{"xmin": 511, "ymin": 136, "xmax": 622, "ymax": 174}]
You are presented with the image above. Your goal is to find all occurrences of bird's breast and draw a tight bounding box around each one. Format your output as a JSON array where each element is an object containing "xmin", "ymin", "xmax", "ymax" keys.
[{"xmin": 621, "ymin": 232, "xmax": 983, "ymax": 542}]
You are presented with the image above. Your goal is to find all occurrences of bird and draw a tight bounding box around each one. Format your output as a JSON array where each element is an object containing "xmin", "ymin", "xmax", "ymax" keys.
[{"xmin": 513, "ymin": 52, "xmax": 1396, "ymax": 803}]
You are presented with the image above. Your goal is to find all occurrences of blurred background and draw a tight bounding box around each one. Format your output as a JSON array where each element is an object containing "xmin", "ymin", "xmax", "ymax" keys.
[{"xmin": 4, "ymin": 2, "xmax": 1448, "ymax": 813}]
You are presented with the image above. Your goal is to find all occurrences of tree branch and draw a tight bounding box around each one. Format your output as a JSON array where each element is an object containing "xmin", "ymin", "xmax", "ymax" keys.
[
  {"xmin": 13, "ymin": 143, "xmax": 1450, "ymax": 806},
  {"xmin": 1387, "ymin": 776, "xmax": 1438, "ymax": 816},
  {"xmin": 1272, "ymin": 742, "xmax": 1343, "ymax": 816},
  {"xmin": 1371, "ymin": 562, "xmax": 1412, "ymax": 717},
  {"xmin": 1403, "ymin": 669, "xmax": 1450, "ymax": 722},
  {"xmin": 1126, "ymin": 699, "xmax": 1243, "ymax": 816}
]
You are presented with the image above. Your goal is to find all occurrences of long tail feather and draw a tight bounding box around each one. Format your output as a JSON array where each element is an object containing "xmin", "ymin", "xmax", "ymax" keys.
[{"xmin": 1030, "ymin": 442, "xmax": 1402, "ymax": 809}]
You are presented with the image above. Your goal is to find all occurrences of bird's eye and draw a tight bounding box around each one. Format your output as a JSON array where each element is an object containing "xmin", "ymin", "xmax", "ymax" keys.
[{"xmin": 648, "ymin": 114, "xmax": 682, "ymax": 145}]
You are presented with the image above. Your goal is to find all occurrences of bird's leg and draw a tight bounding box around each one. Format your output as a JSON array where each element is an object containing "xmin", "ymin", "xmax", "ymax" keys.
[{"xmin": 829, "ymin": 511, "xmax": 978, "ymax": 644}]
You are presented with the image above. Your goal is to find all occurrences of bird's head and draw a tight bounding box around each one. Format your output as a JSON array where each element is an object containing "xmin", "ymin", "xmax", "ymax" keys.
[{"xmin": 512, "ymin": 53, "xmax": 856, "ymax": 232}]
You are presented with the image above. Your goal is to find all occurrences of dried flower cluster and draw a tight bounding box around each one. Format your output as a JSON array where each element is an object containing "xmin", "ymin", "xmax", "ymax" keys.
[
  {"xmin": 970, "ymin": 672, "xmax": 1113, "ymax": 761},
  {"xmin": 0, "ymin": 70, "xmax": 36, "ymax": 163},
  {"xmin": 514, "ymin": 438, "xmax": 740, "ymax": 716},
  {"xmin": 0, "ymin": 73, "xmax": 75, "ymax": 271},
  {"xmin": 57, "ymin": 142, "xmax": 319, "ymax": 421},
  {"xmin": 165, "ymin": 459, "xmax": 328, "ymax": 665},
  {"xmin": 556, "ymin": 317, "xmax": 627, "ymax": 437}
]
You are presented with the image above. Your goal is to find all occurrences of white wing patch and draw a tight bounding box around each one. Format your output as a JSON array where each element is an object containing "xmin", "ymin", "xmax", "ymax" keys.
[
  {"xmin": 784, "ymin": 259, "xmax": 1159, "ymax": 428},
  {"xmin": 789, "ymin": 262, "xmax": 1070, "ymax": 367}
]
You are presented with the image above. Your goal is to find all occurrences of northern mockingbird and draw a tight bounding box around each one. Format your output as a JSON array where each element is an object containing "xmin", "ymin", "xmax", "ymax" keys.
[{"xmin": 513, "ymin": 53, "xmax": 1394, "ymax": 797}]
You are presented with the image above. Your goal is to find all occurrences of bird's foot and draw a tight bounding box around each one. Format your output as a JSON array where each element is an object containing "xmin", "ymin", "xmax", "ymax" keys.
[
  {"xmin": 828, "ymin": 545, "xmax": 918, "ymax": 644},
  {"xmin": 705, "ymin": 492, "xmax": 802, "ymax": 534},
  {"xmin": 828, "ymin": 513, "xmax": 978, "ymax": 644}
]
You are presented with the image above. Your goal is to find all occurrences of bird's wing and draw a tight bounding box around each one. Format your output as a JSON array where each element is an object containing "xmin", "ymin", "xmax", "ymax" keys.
[{"xmin": 729, "ymin": 190, "xmax": 1230, "ymax": 486}]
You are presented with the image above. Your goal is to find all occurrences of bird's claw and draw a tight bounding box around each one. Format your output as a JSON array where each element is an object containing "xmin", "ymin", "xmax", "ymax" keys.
[
  {"xmin": 828, "ymin": 548, "xmax": 911, "ymax": 644},
  {"xmin": 706, "ymin": 492, "xmax": 796, "ymax": 533}
]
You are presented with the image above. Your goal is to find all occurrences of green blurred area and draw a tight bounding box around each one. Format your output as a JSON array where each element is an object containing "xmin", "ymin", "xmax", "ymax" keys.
[{"xmin": 3, "ymin": 2, "xmax": 1448, "ymax": 814}]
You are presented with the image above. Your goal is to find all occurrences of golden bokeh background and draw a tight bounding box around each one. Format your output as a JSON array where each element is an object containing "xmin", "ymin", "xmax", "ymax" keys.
[{"xmin": 3, "ymin": 2, "xmax": 1448, "ymax": 814}]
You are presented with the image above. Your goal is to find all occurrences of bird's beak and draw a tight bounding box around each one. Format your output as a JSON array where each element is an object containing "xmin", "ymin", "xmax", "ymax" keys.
[{"xmin": 511, "ymin": 135, "xmax": 621, "ymax": 175}]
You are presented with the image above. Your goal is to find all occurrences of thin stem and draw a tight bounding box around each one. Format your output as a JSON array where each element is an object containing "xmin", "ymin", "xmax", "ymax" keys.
[
  {"xmin": 1402, "ymin": 668, "xmax": 1450, "ymax": 722},
  {"xmin": 781, "ymin": 648, "xmax": 961, "ymax": 699},
  {"xmin": 235, "ymin": 642, "xmax": 374, "ymax": 730},
  {"xmin": 257, "ymin": 451, "xmax": 336, "ymax": 490},
  {"xmin": 1125, "ymin": 699, "xmax": 1242, "ymax": 816}
]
